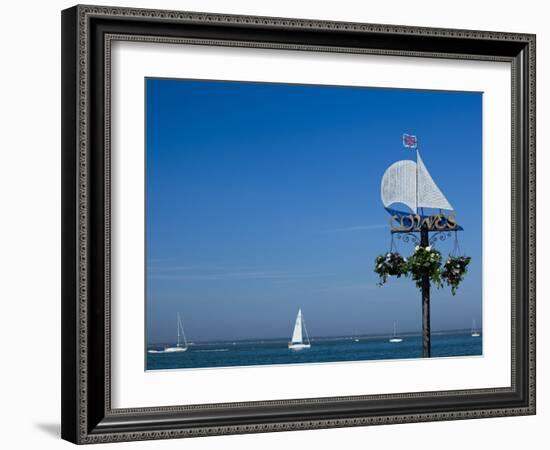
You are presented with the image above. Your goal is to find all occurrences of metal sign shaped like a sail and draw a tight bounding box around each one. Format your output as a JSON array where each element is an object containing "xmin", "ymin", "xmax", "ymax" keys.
[
  {"xmin": 381, "ymin": 135, "xmax": 461, "ymax": 233},
  {"xmin": 381, "ymin": 151, "xmax": 453, "ymax": 214}
]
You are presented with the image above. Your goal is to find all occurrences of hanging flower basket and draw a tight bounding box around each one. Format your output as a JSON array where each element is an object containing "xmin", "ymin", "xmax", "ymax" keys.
[
  {"xmin": 374, "ymin": 252, "xmax": 408, "ymax": 286},
  {"xmin": 407, "ymin": 246, "xmax": 442, "ymax": 290},
  {"xmin": 441, "ymin": 255, "xmax": 471, "ymax": 295}
]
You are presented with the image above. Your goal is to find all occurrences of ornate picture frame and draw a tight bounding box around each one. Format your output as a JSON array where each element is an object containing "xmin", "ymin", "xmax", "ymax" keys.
[{"xmin": 61, "ymin": 5, "xmax": 535, "ymax": 444}]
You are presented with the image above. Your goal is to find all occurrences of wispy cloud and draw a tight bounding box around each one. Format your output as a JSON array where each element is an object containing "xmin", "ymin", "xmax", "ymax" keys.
[
  {"xmin": 149, "ymin": 266, "xmax": 324, "ymax": 281},
  {"xmin": 321, "ymin": 224, "xmax": 387, "ymax": 233},
  {"xmin": 148, "ymin": 264, "xmax": 252, "ymax": 272},
  {"xmin": 146, "ymin": 257, "xmax": 176, "ymax": 264},
  {"xmin": 314, "ymin": 281, "xmax": 379, "ymax": 293}
]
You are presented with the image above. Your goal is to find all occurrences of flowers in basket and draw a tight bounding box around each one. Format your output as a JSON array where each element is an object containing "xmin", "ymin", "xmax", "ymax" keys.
[
  {"xmin": 374, "ymin": 252, "xmax": 408, "ymax": 285},
  {"xmin": 441, "ymin": 255, "xmax": 472, "ymax": 295},
  {"xmin": 374, "ymin": 242, "xmax": 471, "ymax": 295},
  {"xmin": 407, "ymin": 246, "xmax": 443, "ymax": 290}
]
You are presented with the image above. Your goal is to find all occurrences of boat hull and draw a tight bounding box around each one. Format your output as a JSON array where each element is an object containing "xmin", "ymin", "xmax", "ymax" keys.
[
  {"xmin": 288, "ymin": 343, "xmax": 311, "ymax": 350},
  {"xmin": 389, "ymin": 338, "xmax": 403, "ymax": 343},
  {"xmin": 164, "ymin": 346, "xmax": 188, "ymax": 352}
]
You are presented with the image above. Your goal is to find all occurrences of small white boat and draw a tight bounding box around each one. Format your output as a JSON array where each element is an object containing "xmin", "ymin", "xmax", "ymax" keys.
[
  {"xmin": 149, "ymin": 312, "xmax": 189, "ymax": 353},
  {"xmin": 471, "ymin": 319, "xmax": 481, "ymax": 337},
  {"xmin": 288, "ymin": 308, "xmax": 311, "ymax": 350},
  {"xmin": 389, "ymin": 322, "xmax": 403, "ymax": 343}
]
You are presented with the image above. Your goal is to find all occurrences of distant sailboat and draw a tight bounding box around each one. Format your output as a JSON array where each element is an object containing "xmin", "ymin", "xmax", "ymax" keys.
[
  {"xmin": 288, "ymin": 309, "xmax": 311, "ymax": 350},
  {"xmin": 149, "ymin": 312, "xmax": 188, "ymax": 353},
  {"xmin": 389, "ymin": 322, "xmax": 403, "ymax": 343},
  {"xmin": 471, "ymin": 319, "xmax": 481, "ymax": 337},
  {"xmin": 353, "ymin": 329, "xmax": 360, "ymax": 342}
]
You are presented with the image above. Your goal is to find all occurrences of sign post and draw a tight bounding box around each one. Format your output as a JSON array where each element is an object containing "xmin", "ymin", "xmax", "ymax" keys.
[
  {"xmin": 420, "ymin": 224, "xmax": 431, "ymax": 357},
  {"xmin": 380, "ymin": 133, "xmax": 463, "ymax": 358}
]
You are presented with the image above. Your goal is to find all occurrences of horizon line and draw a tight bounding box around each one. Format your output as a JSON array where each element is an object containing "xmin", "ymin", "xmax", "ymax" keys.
[{"xmin": 148, "ymin": 327, "xmax": 481, "ymax": 345}]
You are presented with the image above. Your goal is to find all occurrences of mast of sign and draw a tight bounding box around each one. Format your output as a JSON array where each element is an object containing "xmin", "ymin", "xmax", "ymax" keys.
[
  {"xmin": 415, "ymin": 135, "xmax": 432, "ymax": 358},
  {"xmin": 380, "ymin": 134, "xmax": 458, "ymax": 357}
]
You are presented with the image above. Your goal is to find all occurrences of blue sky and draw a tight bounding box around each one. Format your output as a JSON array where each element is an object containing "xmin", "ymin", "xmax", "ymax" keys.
[{"xmin": 146, "ymin": 78, "xmax": 482, "ymax": 343}]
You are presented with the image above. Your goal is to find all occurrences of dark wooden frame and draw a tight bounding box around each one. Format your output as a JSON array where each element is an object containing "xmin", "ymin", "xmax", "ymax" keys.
[{"xmin": 61, "ymin": 4, "xmax": 536, "ymax": 444}]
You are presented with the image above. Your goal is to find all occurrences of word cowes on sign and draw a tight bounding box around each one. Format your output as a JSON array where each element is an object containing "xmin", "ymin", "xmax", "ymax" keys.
[{"xmin": 389, "ymin": 212, "xmax": 458, "ymax": 232}]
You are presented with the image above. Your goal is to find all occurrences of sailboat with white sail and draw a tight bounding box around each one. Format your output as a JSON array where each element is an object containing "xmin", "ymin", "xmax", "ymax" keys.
[
  {"xmin": 471, "ymin": 319, "xmax": 481, "ymax": 337},
  {"xmin": 148, "ymin": 312, "xmax": 189, "ymax": 353},
  {"xmin": 288, "ymin": 308, "xmax": 311, "ymax": 350},
  {"xmin": 389, "ymin": 321, "xmax": 403, "ymax": 343}
]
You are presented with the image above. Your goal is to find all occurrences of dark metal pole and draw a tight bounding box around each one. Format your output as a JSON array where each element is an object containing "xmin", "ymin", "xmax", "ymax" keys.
[{"xmin": 420, "ymin": 226, "xmax": 431, "ymax": 357}]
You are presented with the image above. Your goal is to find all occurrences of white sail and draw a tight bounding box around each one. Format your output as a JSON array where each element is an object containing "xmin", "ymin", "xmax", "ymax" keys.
[
  {"xmin": 177, "ymin": 313, "xmax": 188, "ymax": 348},
  {"xmin": 471, "ymin": 319, "xmax": 480, "ymax": 337},
  {"xmin": 417, "ymin": 152, "xmax": 453, "ymax": 210},
  {"xmin": 381, "ymin": 160, "xmax": 417, "ymax": 213},
  {"xmin": 380, "ymin": 151, "xmax": 453, "ymax": 213},
  {"xmin": 389, "ymin": 321, "xmax": 403, "ymax": 343},
  {"xmin": 291, "ymin": 309, "xmax": 303, "ymax": 344},
  {"xmin": 161, "ymin": 312, "xmax": 189, "ymax": 352},
  {"xmin": 148, "ymin": 312, "xmax": 190, "ymax": 354},
  {"xmin": 289, "ymin": 309, "xmax": 311, "ymax": 350}
]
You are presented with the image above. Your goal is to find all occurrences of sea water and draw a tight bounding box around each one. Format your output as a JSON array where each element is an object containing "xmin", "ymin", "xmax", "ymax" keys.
[{"xmin": 146, "ymin": 331, "xmax": 482, "ymax": 370}]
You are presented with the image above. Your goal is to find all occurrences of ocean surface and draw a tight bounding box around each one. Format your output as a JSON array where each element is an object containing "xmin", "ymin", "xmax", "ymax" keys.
[{"xmin": 146, "ymin": 331, "xmax": 482, "ymax": 370}]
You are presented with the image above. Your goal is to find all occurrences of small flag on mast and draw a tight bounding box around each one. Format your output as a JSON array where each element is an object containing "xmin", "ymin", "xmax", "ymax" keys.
[{"xmin": 402, "ymin": 133, "xmax": 417, "ymax": 149}]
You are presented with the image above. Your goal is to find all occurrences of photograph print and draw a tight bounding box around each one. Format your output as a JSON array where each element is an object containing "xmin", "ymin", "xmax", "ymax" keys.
[{"xmin": 145, "ymin": 78, "xmax": 483, "ymax": 371}]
